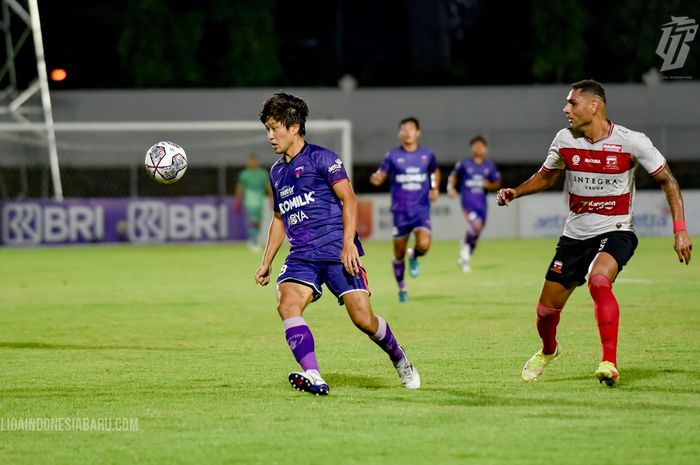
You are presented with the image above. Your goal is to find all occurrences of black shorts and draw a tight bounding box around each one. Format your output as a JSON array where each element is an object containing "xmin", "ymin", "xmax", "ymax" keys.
[{"xmin": 545, "ymin": 231, "xmax": 638, "ymax": 289}]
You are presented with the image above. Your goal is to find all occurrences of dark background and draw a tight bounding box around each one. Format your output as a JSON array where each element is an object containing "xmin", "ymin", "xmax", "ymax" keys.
[{"xmin": 28, "ymin": 0, "xmax": 700, "ymax": 89}]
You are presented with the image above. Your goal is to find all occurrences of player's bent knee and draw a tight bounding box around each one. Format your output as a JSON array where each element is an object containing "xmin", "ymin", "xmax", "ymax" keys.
[
  {"xmin": 588, "ymin": 274, "xmax": 612, "ymax": 292},
  {"xmin": 537, "ymin": 301, "xmax": 562, "ymax": 317},
  {"xmin": 277, "ymin": 299, "xmax": 305, "ymax": 319}
]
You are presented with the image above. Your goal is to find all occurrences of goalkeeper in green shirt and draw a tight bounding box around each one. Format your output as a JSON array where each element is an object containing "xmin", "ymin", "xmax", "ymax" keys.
[{"xmin": 235, "ymin": 154, "xmax": 272, "ymax": 251}]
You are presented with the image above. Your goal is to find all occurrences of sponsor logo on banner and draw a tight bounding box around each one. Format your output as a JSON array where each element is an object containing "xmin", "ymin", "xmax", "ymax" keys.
[
  {"xmin": 1, "ymin": 202, "xmax": 104, "ymax": 245},
  {"xmin": 0, "ymin": 197, "xmax": 246, "ymax": 246},
  {"xmin": 127, "ymin": 202, "xmax": 227, "ymax": 242}
]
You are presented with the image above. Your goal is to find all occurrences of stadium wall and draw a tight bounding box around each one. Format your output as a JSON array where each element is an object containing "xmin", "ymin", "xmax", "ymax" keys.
[
  {"xmin": 356, "ymin": 190, "xmax": 699, "ymax": 240},
  {"xmin": 1, "ymin": 191, "xmax": 697, "ymax": 246},
  {"xmin": 44, "ymin": 82, "xmax": 700, "ymax": 165}
]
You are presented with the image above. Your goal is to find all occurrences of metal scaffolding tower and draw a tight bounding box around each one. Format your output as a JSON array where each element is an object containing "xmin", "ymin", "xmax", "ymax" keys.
[{"xmin": 0, "ymin": 0, "xmax": 62, "ymax": 200}]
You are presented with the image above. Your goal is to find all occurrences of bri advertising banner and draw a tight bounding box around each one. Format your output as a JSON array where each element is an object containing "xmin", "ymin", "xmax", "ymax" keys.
[{"xmin": 0, "ymin": 197, "xmax": 248, "ymax": 246}]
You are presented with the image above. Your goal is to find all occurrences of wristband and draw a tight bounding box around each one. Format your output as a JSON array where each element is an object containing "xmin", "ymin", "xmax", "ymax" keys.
[{"xmin": 673, "ymin": 220, "xmax": 686, "ymax": 233}]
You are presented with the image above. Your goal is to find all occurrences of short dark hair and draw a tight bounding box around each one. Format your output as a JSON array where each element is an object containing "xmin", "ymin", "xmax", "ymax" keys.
[
  {"xmin": 259, "ymin": 92, "xmax": 309, "ymax": 136},
  {"xmin": 470, "ymin": 135, "xmax": 487, "ymax": 146},
  {"xmin": 399, "ymin": 117, "xmax": 420, "ymax": 130},
  {"xmin": 571, "ymin": 79, "xmax": 606, "ymax": 104}
]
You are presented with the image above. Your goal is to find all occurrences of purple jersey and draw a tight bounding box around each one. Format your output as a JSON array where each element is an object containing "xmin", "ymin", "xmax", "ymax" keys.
[
  {"xmin": 270, "ymin": 143, "xmax": 363, "ymax": 261},
  {"xmin": 379, "ymin": 146, "xmax": 438, "ymax": 225},
  {"xmin": 450, "ymin": 158, "xmax": 501, "ymax": 214}
]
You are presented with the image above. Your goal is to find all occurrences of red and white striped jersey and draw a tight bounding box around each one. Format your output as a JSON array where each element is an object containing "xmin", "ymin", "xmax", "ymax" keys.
[{"xmin": 542, "ymin": 122, "xmax": 666, "ymax": 240}]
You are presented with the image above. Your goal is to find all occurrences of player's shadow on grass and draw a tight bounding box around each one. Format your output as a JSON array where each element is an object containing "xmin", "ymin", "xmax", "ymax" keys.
[
  {"xmin": 0, "ymin": 341, "xmax": 187, "ymax": 351},
  {"xmin": 323, "ymin": 372, "xmax": 393, "ymax": 390}
]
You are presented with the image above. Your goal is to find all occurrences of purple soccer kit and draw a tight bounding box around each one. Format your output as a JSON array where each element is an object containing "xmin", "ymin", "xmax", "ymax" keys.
[
  {"xmin": 450, "ymin": 158, "xmax": 500, "ymax": 250},
  {"xmin": 379, "ymin": 146, "xmax": 437, "ymax": 290},
  {"xmin": 380, "ymin": 146, "xmax": 438, "ymax": 237},
  {"xmin": 269, "ymin": 143, "xmax": 406, "ymax": 379}
]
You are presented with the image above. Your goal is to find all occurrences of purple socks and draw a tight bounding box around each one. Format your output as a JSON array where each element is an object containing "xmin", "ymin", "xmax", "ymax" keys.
[
  {"xmin": 392, "ymin": 259, "xmax": 406, "ymax": 290},
  {"xmin": 283, "ymin": 316, "xmax": 319, "ymax": 372},
  {"xmin": 370, "ymin": 316, "xmax": 405, "ymax": 363}
]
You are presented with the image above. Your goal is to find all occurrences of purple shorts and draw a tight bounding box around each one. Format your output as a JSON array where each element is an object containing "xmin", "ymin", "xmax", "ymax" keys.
[
  {"xmin": 393, "ymin": 216, "xmax": 432, "ymax": 238},
  {"xmin": 276, "ymin": 257, "xmax": 370, "ymax": 305}
]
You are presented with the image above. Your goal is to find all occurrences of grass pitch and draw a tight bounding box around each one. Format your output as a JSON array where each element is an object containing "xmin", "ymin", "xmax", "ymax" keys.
[{"xmin": 1, "ymin": 238, "xmax": 699, "ymax": 465}]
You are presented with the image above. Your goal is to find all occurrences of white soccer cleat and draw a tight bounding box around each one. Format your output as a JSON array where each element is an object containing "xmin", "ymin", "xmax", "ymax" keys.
[
  {"xmin": 458, "ymin": 259, "xmax": 471, "ymax": 273},
  {"xmin": 288, "ymin": 370, "xmax": 330, "ymax": 396},
  {"xmin": 394, "ymin": 354, "xmax": 421, "ymax": 389},
  {"xmin": 521, "ymin": 344, "xmax": 560, "ymax": 382}
]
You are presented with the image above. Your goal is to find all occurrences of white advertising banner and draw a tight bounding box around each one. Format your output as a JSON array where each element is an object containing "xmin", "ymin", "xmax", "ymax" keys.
[{"xmin": 358, "ymin": 190, "xmax": 699, "ymax": 240}]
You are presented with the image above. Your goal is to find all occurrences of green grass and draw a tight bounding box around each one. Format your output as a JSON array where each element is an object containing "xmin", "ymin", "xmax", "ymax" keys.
[{"xmin": 1, "ymin": 239, "xmax": 699, "ymax": 465}]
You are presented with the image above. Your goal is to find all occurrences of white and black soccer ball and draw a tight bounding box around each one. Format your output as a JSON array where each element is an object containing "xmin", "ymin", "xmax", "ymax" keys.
[{"xmin": 145, "ymin": 141, "xmax": 188, "ymax": 184}]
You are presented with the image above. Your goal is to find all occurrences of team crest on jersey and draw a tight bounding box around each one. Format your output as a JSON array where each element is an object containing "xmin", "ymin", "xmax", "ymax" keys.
[
  {"xmin": 294, "ymin": 166, "xmax": 304, "ymax": 178},
  {"xmin": 397, "ymin": 157, "xmax": 405, "ymax": 163},
  {"xmin": 550, "ymin": 260, "xmax": 563, "ymax": 274},
  {"xmin": 602, "ymin": 143, "xmax": 623, "ymax": 153},
  {"xmin": 421, "ymin": 154, "xmax": 428, "ymax": 163},
  {"xmin": 604, "ymin": 155, "xmax": 618, "ymax": 170},
  {"xmin": 572, "ymin": 155, "xmax": 581, "ymax": 165}
]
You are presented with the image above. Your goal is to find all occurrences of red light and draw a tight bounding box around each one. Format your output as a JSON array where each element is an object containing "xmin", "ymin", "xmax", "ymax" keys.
[{"xmin": 50, "ymin": 68, "xmax": 67, "ymax": 82}]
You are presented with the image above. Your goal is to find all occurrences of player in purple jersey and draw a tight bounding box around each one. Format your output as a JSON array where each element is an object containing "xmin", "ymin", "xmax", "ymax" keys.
[
  {"xmin": 447, "ymin": 136, "xmax": 501, "ymax": 272},
  {"xmin": 254, "ymin": 93, "xmax": 420, "ymax": 395},
  {"xmin": 370, "ymin": 117, "xmax": 440, "ymax": 302}
]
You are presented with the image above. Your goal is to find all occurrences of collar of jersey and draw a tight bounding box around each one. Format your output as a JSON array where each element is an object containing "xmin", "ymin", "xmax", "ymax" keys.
[
  {"xmin": 283, "ymin": 142, "xmax": 309, "ymax": 164},
  {"xmin": 583, "ymin": 120, "xmax": 615, "ymax": 144}
]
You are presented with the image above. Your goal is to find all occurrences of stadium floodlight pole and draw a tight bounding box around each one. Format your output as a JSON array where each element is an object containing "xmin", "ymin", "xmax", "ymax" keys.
[{"xmin": 27, "ymin": 0, "xmax": 62, "ymax": 200}]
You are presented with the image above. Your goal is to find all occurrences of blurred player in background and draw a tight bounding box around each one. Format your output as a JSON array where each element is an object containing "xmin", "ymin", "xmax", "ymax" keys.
[
  {"xmin": 448, "ymin": 135, "xmax": 501, "ymax": 272},
  {"xmin": 497, "ymin": 79, "xmax": 692, "ymax": 386},
  {"xmin": 255, "ymin": 93, "xmax": 420, "ymax": 395},
  {"xmin": 370, "ymin": 117, "xmax": 440, "ymax": 302},
  {"xmin": 235, "ymin": 154, "xmax": 272, "ymax": 251}
]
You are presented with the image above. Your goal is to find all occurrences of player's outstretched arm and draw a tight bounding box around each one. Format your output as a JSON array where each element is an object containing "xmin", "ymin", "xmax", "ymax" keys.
[
  {"xmin": 332, "ymin": 179, "xmax": 362, "ymax": 277},
  {"xmin": 653, "ymin": 165, "xmax": 692, "ymax": 264},
  {"xmin": 497, "ymin": 169, "xmax": 561, "ymax": 206},
  {"xmin": 255, "ymin": 212, "xmax": 286, "ymax": 286},
  {"xmin": 370, "ymin": 170, "xmax": 387, "ymax": 186}
]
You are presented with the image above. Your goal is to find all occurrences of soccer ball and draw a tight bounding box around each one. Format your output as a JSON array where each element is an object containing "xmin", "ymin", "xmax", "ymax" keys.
[{"xmin": 145, "ymin": 141, "xmax": 188, "ymax": 184}]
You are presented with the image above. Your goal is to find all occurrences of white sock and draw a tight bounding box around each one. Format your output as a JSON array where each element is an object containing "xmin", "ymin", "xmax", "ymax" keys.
[{"xmin": 460, "ymin": 241, "xmax": 471, "ymax": 263}]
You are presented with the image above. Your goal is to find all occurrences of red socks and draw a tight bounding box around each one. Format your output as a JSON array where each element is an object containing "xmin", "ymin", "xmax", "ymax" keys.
[
  {"xmin": 537, "ymin": 302, "xmax": 562, "ymax": 355},
  {"xmin": 588, "ymin": 274, "xmax": 619, "ymax": 366}
]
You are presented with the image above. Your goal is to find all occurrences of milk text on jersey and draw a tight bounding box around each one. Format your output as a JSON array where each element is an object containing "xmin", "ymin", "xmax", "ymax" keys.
[
  {"xmin": 396, "ymin": 167, "xmax": 427, "ymax": 191},
  {"xmin": 278, "ymin": 191, "xmax": 315, "ymax": 214}
]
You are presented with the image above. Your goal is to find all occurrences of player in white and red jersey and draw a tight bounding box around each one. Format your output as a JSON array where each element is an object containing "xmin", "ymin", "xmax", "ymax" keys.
[{"xmin": 497, "ymin": 80, "xmax": 692, "ymax": 386}]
